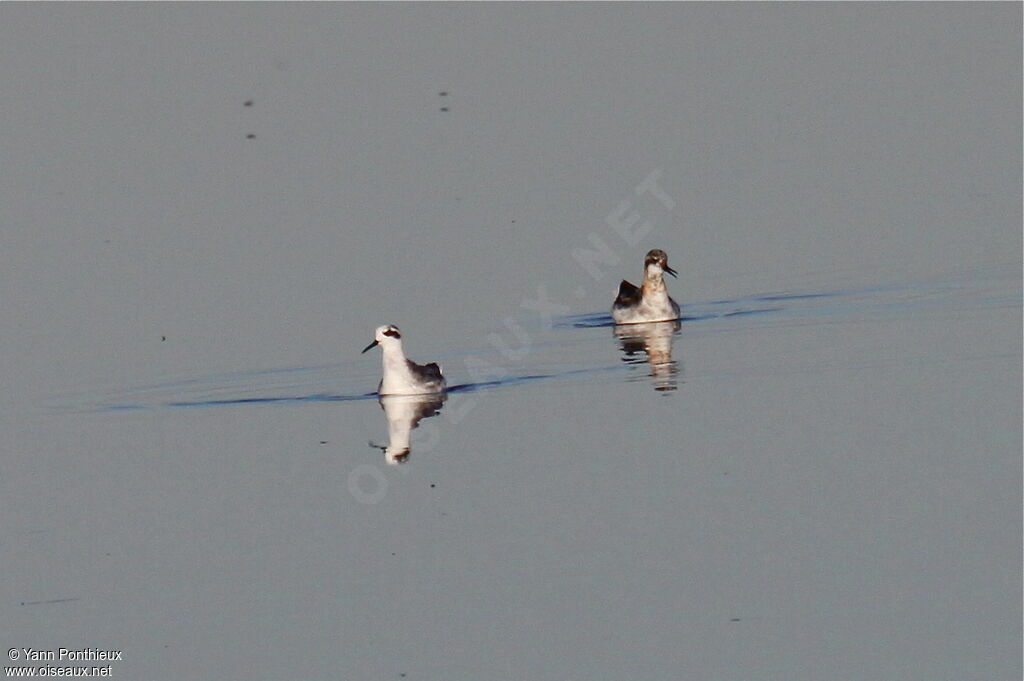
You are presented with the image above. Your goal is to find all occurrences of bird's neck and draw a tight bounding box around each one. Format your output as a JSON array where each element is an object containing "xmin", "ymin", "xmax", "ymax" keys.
[
  {"xmin": 381, "ymin": 341, "xmax": 407, "ymax": 367},
  {"xmin": 642, "ymin": 266, "xmax": 666, "ymax": 294}
]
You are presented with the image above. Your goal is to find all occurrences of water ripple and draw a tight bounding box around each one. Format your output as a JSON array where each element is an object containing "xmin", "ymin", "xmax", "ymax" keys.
[{"xmin": 53, "ymin": 267, "xmax": 1019, "ymax": 413}]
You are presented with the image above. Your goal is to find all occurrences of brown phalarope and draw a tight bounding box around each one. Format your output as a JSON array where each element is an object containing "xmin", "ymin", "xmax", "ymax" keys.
[{"xmin": 611, "ymin": 249, "xmax": 681, "ymax": 324}]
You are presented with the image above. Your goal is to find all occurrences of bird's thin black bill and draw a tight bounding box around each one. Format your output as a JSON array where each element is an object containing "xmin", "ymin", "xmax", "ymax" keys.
[{"xmin": 361, "ymin": 340, "xmax": 379, "ymax": 353}]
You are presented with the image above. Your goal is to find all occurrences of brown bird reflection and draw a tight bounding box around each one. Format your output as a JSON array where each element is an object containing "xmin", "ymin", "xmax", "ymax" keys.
[{"xmin": 614, "ymin": 319, "xmax": 682, "ymax": 392}]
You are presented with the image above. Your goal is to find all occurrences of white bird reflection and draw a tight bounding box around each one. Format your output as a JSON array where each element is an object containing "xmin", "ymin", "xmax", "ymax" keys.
[
  {"xmin": 614, "ymin": 319, "xmax": 682, "ymax": 392},
  {"xmin": 369, "ymin": 394, "xmax": 446, "ymax": 465}
]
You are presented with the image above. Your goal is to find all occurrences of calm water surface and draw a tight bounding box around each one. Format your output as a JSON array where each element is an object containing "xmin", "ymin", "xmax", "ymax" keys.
[{"xmin": 2, "ymin": 5, "xmax": 1020, "ymax": 681}]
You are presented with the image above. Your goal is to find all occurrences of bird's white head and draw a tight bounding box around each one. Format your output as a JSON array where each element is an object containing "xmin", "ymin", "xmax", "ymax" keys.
[{"xmin": 362, "ymin": 324, "xmax": 402, "ymax": 353}]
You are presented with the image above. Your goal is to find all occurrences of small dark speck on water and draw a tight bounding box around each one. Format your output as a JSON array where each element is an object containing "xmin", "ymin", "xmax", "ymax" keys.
[
  {"xmin": 440, "ymin": 107, "xmax": 449, "ymax": 112},
  {"xmin": 430, "ymin": 484, "xmax": 435, "ymax": 488},
  {"xmin": 161, "ymin": 336, "xmax": 166, "ymax": 342},
  {"xmin": 438, "ymin": 91, "xmax": 448, "ymax": 96},
  {"xmin": 246, "ymin": 133, "xmax": 256, "ymax": 139},
  {"xmin": 319, "ymin": 441, "xmax": 328, "ymax": 445},
  {"xmin": 730, "ymin": 618, "xmax": 741, "ymax": 622},
  {"xmin": 244, "ymin": 100, "xmax": 253, "ymax": 107}
]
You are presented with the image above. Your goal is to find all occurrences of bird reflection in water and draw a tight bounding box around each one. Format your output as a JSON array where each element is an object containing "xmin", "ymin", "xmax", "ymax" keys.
[
  {"xmin": 614, "ymin": 320, "xmax": 682, "ymax": 392},
  {"xmin": 369, "ymin": 394, "xmax": 446, "ymax": 465}
]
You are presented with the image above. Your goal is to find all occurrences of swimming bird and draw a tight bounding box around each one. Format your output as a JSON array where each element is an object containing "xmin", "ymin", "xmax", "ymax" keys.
[
  {"xmin": 611, "ymin": 249, "xmax": 681, "ymax": 324},
  {"xmin": 361, "ymin": 325, "xmax": 447, "ymax": 395}
]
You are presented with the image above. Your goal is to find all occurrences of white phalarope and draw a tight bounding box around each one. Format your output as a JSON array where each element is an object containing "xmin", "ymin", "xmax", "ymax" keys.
[
  {"xmin": 361, "ymin": 325, "xmax": 447, "ymax": 395},
  {"xmin": 611, "ymin": 249, "xmax": 681, "ymax": 324}
]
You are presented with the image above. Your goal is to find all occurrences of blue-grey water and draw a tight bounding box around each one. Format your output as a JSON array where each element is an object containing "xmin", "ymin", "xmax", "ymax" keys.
[{"xmin": 1, "ymin": 5, "xmax": 1020, "ymax": 681}]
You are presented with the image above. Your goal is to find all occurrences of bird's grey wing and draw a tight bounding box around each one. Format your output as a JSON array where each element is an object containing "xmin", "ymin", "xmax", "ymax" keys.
[
  {"xmin": 420, "ymin": 362, "xmax": 444, "ymax": 382},
  {"xmin": 408, "ymin": 360, "xmax": 445, "ymax": 386},
  {"xmin": 613, "ymin": 279, "xmax": 642, "ymax": 308}
]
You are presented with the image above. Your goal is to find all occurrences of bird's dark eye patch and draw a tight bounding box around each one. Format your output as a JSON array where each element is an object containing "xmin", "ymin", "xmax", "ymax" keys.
[
  {"xmin": 645, "ymin": 249, "xmax": 667, "ymax": 266},
  {"xmin": 383, "ymin": 327, "xmax": 401, "ymax": 339}
]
